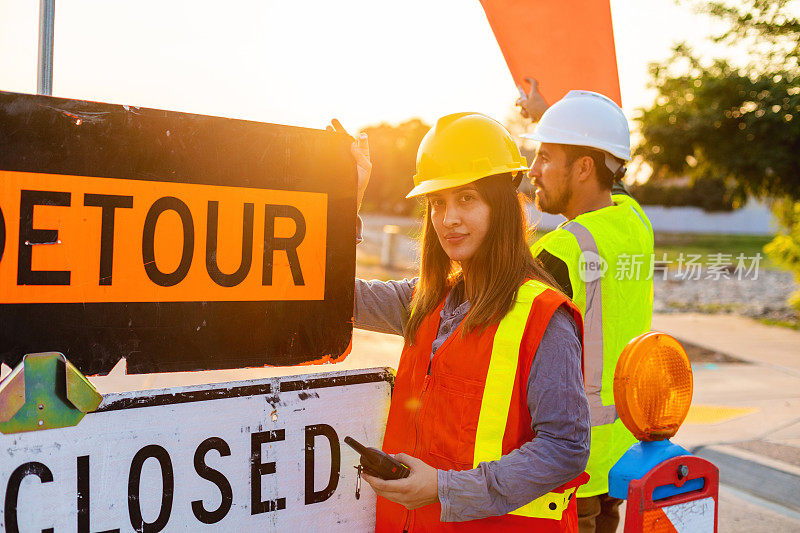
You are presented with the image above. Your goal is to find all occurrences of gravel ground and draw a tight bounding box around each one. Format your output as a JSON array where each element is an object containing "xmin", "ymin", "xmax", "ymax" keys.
[{"xmin": 654, "ymin": 268, "xmax": 799, "ymax": 323}]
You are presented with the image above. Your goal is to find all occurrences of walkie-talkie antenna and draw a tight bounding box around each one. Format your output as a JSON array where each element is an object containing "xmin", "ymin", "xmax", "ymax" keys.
[{"xmin": 344, "ymin": 436, "xmax": 368, "ymax": 455}]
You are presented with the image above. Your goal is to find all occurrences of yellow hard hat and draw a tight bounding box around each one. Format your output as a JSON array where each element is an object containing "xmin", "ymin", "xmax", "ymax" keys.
[{"xmin": 406, "ymin": 112, "xmax": 529, "ymax": 198}]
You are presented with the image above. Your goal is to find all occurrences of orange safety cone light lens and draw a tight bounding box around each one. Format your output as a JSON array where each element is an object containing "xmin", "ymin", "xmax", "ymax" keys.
[{"xmin": 613, "ymin": 332, "xmax": 693, "ymax": 441}]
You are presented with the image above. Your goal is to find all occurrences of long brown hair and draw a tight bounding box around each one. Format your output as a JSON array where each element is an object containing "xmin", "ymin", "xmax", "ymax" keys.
[{"xmin": 404, "ymin": 173, "xmax": 559, "ymax": 344}]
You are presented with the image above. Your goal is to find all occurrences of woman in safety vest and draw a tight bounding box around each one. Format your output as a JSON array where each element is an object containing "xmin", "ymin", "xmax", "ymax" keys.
[{"xmin": 343, "ymin": 112, "xmax": 591, "ymax": 532}]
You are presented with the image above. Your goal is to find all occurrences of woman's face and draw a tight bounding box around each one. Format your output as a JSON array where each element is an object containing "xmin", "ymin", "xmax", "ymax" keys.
[{"xmin": 427, "ymin": 184, "xmax": 491, "ymax": 263}]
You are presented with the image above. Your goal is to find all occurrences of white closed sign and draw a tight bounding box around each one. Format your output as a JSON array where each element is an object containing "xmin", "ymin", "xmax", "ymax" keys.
[{"xmin": 0, "ymin": 368, "xmax": 392, "ymax": 532}]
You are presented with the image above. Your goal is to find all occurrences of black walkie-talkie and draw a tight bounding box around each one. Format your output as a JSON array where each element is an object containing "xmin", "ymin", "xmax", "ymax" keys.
[{"xmin": 344, "ymin": 436, "xmax": 410, "ymax": 480}]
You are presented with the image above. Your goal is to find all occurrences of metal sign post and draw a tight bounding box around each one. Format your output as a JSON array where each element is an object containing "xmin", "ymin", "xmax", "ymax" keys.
[{"xmin": 37, "ymin": 0, "xmax": 55, "ymax": 96}]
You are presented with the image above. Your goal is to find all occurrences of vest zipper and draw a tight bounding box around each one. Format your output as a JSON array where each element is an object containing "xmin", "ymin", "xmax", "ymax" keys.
[
  {"xmin": 413, "ymin": 374, "xmax": 431, "ymax": 452},
  {"xmin": 403, "ymin": 371, "xmax": 431, "ymax": 532}
]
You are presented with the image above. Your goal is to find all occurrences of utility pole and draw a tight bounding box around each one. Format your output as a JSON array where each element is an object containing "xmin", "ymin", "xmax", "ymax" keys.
[{"xmin": 37, "ymin": 0, "xmax": 55, "ymax": 95}]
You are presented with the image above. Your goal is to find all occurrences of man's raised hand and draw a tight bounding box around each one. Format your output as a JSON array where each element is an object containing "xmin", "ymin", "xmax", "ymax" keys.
[{"xmin": 516, "ymin": 77, "xmax": 549, "ymax": 122}]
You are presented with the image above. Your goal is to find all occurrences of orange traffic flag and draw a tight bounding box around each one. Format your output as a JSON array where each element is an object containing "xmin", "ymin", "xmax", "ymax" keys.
[{"xmin": 479, "ymin": 0, "xmax": 622, "ymax": 107}]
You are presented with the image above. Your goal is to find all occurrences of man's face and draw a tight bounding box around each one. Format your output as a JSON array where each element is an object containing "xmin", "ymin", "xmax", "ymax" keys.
[{"xmin": 528, "ymin": 143, "xmax": 574, "ymax": 215}]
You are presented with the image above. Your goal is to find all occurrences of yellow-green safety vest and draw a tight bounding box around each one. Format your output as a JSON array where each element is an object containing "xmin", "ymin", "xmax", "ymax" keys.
[{"xmin": 531, "ymin": 194, "xmax": 654, "ymax": 497}]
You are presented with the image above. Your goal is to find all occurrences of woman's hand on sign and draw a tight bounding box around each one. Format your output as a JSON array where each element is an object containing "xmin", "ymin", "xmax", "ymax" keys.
[
  {"xmin": 361, "ymin": 453, "xmax": 439, "ymax": 510},
  {"xmin": 516, "ymin": 77, "xmax": 549, "ymax": 122},
  {"xmin": 352, "ymin": 133, "xmax": 371, "ymax": 211},
  {"xmin": 328, "ymin": 119, "xmax": 372, "ymax": 211}
]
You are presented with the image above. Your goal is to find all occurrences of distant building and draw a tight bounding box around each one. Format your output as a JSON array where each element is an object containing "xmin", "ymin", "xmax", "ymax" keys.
[{"xmin": 526, "ymin": 199, "xmax": 775, "ymax": 235}]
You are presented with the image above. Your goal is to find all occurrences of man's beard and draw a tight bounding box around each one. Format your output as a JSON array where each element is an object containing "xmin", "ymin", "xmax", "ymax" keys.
[{"xmin": 535, "ymin": 184, "xmax": 571, "ymax": 216}]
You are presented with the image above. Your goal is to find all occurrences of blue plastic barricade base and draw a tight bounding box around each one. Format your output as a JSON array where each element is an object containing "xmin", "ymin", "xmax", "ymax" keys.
[{"xmin": 608, "ymin": 439, "xmax": 699, "ymax": 500}]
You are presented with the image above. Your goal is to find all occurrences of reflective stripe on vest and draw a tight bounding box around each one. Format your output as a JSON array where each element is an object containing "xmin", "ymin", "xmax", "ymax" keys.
[
  {"xmin": 530, "ymin": 195, "xmax": 653, "ymax": 497},
  {"xmin": 562, "ymin": 221, "xmax": 618, "ymax": 427},
  {"xmin": 472, "ymin": 280, "xmax": 578, "ymax": 520}
]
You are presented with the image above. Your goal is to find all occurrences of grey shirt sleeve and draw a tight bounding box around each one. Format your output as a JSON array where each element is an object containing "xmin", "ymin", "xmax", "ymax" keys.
[
  {"xmin": 437, "ymin": 306, "xmax": 591, "ymax": 522},
  {"xmin": 353, "ymin": 214, "xmax": 416, "ymax": 335},
  {"xmin": 354, "ymin": 278, "xmax": 417, "ymax": 336}
]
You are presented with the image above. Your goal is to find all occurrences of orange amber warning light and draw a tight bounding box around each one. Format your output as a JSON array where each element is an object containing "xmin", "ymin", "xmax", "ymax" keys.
[{"xmin": 613, "ymin": 332, "xmax": 693, "ymax": 441}]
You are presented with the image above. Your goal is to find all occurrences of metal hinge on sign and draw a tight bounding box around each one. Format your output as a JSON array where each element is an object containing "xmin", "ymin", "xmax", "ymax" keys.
[{"xmin": 0, "ymin": 352, "xmax": 102, "ymax": 434}]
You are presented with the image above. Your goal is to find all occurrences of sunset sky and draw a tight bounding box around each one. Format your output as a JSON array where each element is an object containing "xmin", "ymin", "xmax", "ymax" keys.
[{"xmin": 1, "ymin": 0, "xmax": 723, "ymax": 133}]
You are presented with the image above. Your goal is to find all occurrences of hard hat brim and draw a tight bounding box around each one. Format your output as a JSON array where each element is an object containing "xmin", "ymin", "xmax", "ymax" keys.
[
  {"xmin": 406, "ymin": 166, "xmax": 528, "ymax": 198},
  {"xmin": 521, "ymin": 129, "xmax": 631, "ymax": 161}
]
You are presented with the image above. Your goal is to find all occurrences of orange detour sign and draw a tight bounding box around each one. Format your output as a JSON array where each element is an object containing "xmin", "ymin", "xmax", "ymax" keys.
[
  {"xmin": 0, "ymin": 171, "xmax": 327, "ymax": 303},
  {"xmin": 479, "ymin": 0, "xmax": 623, "ymax": 106},
  {"xmin": 0, "ymin": 91, "xmax": 357, "ymax": 375}
]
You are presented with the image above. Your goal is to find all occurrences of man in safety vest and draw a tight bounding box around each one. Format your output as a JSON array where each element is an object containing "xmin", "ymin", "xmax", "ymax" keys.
[{"xmin": 517, "ymin": 86, "xmax": 654, "ymax": 533}]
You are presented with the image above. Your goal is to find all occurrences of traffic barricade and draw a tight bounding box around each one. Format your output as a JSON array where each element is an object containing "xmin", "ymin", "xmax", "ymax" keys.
[
  {"xmin": 609, "ymin": 332, "xmax": 719, "ymax": 532},
  {"xmin": 0, "ymin": 90, "xmax": 381, "ymax": 531}
]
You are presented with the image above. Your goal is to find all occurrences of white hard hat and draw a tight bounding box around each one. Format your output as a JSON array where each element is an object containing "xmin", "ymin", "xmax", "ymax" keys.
[{"xmin": 521, "ymin": 90, "xmax": 631, "ymax": 162}]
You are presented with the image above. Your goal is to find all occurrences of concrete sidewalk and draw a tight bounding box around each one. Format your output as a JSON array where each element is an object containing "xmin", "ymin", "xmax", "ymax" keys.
[
  {"xmin": 650, "ymin": 312, "xmax": 800, "ymax": 454},
  {"xmin": 653, "ymin": 312, "xmax": 800, "ymax": 375},
  {"xmin": 651, "ymin": 313, "xmax": 800, "ymax": 435}
]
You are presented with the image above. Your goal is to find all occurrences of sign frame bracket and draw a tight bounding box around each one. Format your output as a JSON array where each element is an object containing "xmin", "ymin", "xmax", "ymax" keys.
[{"xmin": 0, "ymin": 351, "xmax": 102, "ymax": 434}]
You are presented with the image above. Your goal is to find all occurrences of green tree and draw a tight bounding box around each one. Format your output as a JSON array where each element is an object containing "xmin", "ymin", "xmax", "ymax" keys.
[
  {"xmin": 359, "ymin": 119, "xmax": 430, "ymax": 215},
  {"xmin": 765, "ymin": 198, "xmax": 800, "ymax": 308},
  {"xmin": 636, "ymin": 0, "xmax": 800, "ymax": 313},
  {"xmin": 636, "ymin": 50, "xmax": 799, "ymax": 202}
]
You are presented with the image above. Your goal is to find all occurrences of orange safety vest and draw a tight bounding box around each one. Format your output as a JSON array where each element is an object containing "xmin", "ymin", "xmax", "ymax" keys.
[{"xmin": 376, "ymin": 280, "xmax": 589, "ymax": 532}]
